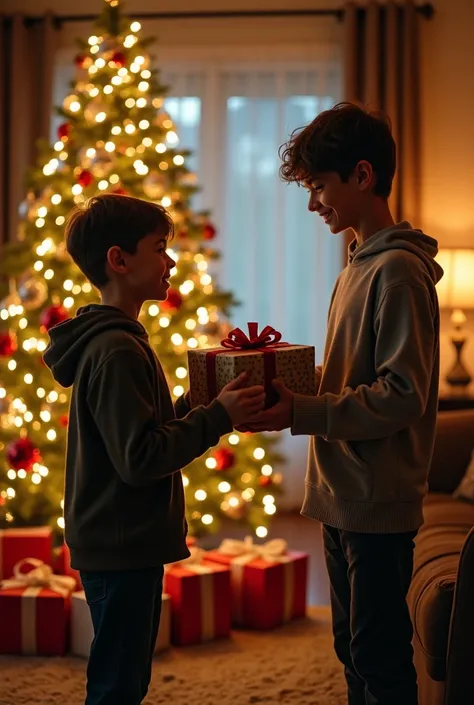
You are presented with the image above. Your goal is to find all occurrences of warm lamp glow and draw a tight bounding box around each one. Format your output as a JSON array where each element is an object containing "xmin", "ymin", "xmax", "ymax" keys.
[
  {"xmin": 436, "ymin": 248, "xmax": 474, "ymax": 388},
  {"xmin": 436, "ymin": 249, "xmax": 474, "ymax": 310}
]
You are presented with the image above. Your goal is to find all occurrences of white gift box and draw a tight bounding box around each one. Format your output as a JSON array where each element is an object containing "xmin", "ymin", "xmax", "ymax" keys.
[{"xmin": 71, "ymin": 591, "xmax": 171, "ymax": 656}]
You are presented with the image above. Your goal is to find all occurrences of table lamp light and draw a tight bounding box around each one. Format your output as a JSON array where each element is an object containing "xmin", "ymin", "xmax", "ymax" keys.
[{"xmin": 436, "ymin": 248, "xmax": 474, "ymax": 388}]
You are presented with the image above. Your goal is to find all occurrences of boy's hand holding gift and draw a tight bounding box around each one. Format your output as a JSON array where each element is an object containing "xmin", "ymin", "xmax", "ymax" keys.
[
  {"xmin": 187, "ymin": 322, "xmax": 316, "ymax": 425},
  {"xmin": 216, "ymin": 372, "xmax": 266, "ymax": 426},
  {"xmin": 237, "ymin": 378, "xmax": 294, "ymax": 432}
]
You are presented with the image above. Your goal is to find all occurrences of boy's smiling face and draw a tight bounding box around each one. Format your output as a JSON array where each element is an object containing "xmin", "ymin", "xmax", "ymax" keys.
[
  {"xmin": 304, "ymin": 161, "xmax": 373, "ymax": 235},
  {"xmin": 106, "ymin": 231, "xmax": 176, "ymax": 302},
  {"xmin": 128, "ymin": 233, "xmax": 176, "ymax": 302}
]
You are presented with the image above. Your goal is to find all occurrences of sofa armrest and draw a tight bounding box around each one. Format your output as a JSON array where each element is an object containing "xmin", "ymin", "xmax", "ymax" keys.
[
  {"xmin": 444, "ymin": 526, "xmax": 474, "ymax": 705},
  {"xmin": 429, "ymin": 410, "xmax": 474, "ymax": 493}
]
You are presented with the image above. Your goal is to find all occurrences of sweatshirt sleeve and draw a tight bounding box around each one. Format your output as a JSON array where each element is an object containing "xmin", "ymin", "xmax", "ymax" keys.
[
  {"xmin": 87, "ymin": 350, "xmax": 233, "ymax": 487},
  {"xmin": 174, "ymin": 392, "xmax": 191, "ymax": 419},
  {"xmin": 315, "ymin": 365, "xmax": 323, "ymax": 394},
  {"xmin": 291, "ymin": 284, "xmax": 436, "ymax": 441}
]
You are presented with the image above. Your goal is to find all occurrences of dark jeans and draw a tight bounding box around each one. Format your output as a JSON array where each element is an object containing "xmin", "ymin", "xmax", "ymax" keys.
[
  {"xmin": 80, "ymin": 566, "xmax": 164, "ymax": 705},
  {"xmin": 322, "ymin": 524, "xmax": 418, "ymax": 705}
]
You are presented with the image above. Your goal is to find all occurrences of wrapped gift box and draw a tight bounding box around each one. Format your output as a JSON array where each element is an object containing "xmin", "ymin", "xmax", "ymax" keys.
[
  {"xmin": 164, "ymin": 551, "xmax": 231, "ymax": 646},
  {"xmin": 52, "ymin": 543, "xmax": 82, "ymax": 591},
  {"xmin": 203, "ymin": 537, "xmax": 308, "ymax": 630},
  {"xmin": 188, "ymin": 322, "xmax": 316, "ymax": 409},
  {"xmin": 0, "ymin": 526, "xmax": 52, "ymax": 581},
  {"xmin": 0, "ymin": 558, "xmax": 75, "ymax": 655},
  {"xmin": 71, "ymin": 591, "xmax": 171, "ymax": 657}
]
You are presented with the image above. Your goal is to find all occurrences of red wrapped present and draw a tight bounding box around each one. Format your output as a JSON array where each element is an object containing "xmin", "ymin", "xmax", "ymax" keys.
[
  {"xmin": 0, "ymin": 558, "xmax": 76, "ymax": 655},
  {"xmin": 0, "ymin": 526, "xmax": 52, "ymax": 581},
  {"xmin": 204, "ymin": 537, "xmax": 308, "ymax": 630},
  {"xmin": 188, "ymin": 322, "xmax": 316, "ymax": 409},
  {"xmin": 164, "ymin": 547, "xmax": 231, "ymax": 646},
  {"xmin": 52, "ymin": 543, "xmax": 81, "ymax": 591}
]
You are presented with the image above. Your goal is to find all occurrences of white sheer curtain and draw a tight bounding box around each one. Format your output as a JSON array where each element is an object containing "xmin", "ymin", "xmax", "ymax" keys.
[{"xmin": 162, "ymin": 59, "xmax": 343, "ymax": 358}]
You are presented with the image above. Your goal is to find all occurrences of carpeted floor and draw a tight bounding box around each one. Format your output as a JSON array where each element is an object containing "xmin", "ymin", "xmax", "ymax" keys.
[{"xmin": 0, "ymin": 607, "xmax": 346, "ymax": 705}]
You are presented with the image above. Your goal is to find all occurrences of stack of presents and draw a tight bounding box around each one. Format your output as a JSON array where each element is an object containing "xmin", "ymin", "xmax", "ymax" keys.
[{"xmin": 0, "ymin": 527, "xmax": 308, "ymax": 656}]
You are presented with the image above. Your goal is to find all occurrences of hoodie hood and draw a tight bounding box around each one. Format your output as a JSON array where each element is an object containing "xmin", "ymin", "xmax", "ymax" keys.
[
  {"xmin": 348, "ymin": 221, "xmax": 444, "ymax": 285},
  {"xmin": 43, "ymin": 304, "xmax": 148, "ymax": 388}
]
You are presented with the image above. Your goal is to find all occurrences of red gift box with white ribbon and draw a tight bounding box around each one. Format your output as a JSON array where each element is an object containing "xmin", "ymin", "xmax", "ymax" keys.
[
  {"xmin": 204, "ymin": 537, "xmax": 308, "ymax": 630},
  {"xmin": 164, "ymin": 547, "xmax": 231, "ymax": 646},
  {"xmin": 0, "ymin": 526, "xmax": 52, "ymax": 581},
  {"xmin": 0, "ymin": 558, "xmax": 76, "ymax": 656}
]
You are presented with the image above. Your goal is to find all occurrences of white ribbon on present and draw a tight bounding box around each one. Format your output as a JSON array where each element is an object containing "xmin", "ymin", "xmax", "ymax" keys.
[
  {"xmin": 1, "ymin": 558, "xmax": 76, "ymax": 655},
  {"xmin": 0, "ymin": 527, "xmax": 52, "ymax": 581},
  {"xmin": 166, "ymin": 548, "xmax": 215, "ymax": 642},
  {"xmin": 216, "ymin": 536, "xmax": 295, "ymax": 625}
]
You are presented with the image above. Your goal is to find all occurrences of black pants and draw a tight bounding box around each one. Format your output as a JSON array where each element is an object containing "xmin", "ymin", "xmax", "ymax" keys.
[
  {"xmin": 322, "ymin": 524, "xmax": 418, "ymax": 705},
  {"xmin": 80, "ymin": 566, "xmax": 164, "ymax": 705}
]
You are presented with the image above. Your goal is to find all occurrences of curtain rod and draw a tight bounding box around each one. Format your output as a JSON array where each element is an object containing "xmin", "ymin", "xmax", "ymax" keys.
[{"xmin": 5, "ymin": 4, "xmax": 435, "ymax": 28}]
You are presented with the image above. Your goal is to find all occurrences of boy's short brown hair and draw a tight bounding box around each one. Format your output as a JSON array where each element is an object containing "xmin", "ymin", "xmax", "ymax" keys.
[
  {"xmin": 279, "ymin": 102, "xmax": 396, "ymax": 198},
  {"xmin": 65, "ymin": 193, "xmax": 174, "ymax": 289}
]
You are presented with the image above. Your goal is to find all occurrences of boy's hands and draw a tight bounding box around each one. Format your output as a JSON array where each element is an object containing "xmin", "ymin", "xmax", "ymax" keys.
[
  {"xmin": 236, "ymin": 378, "xmax": 294, "ymax": 432},
  {"xmin": 217, "ymin": 372, "xmax": 265, "ymax": 426}
]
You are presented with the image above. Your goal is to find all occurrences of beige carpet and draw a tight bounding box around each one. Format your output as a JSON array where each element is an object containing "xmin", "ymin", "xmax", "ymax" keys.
[{"xmin": 0, "ymin": 607, "xmax": 346, "ymax": 705}]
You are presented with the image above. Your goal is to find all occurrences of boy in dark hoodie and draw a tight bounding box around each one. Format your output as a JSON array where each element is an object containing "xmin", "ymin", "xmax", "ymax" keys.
[
  {"xmin": 242, "ymin": 103, "xmax": 443, "ymax": 705},
  {"xmin": 43, "ymin": 193, "xmax": 265, "ymax": 705}
]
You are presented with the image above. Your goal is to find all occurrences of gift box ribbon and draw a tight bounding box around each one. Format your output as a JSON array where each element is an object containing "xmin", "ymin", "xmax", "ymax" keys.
[
  {"xmin": 205, "ymin": 322, "xmax": 289, "ymax": 403},
  {"xmin": 1, "ymin": 558, "xmax": 75, "ymax": 655},
  {"xmin": 216, "ymin": 536, "xmax": 295, "ymax": 625},
  {"xmin": 167, "ymin": 548, "xmax": 215, "ymax": 641}
]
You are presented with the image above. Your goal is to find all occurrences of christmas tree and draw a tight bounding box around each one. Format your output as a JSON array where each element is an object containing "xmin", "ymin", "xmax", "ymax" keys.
[{"xmin": 0, "ymin": 0, "xmax": 283, "ymax": 541}]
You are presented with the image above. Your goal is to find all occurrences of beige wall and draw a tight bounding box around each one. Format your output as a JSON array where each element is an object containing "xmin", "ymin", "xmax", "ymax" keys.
[
  {"xmin": 419, "ymin": 0, "xmax": 474, "ymax": 389},
  {"xmin": 420, "ymin": 0, "xmax": 474, "ymax": 248},
  {"xmin": 2, "ymin": 0, "xmax": 341, "ymax": 48}
]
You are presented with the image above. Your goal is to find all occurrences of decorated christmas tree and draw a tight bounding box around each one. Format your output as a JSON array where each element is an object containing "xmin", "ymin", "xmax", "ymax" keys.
[{"xmin": 0, "ymin": 0, "xmax": 283, "ymax": 541}]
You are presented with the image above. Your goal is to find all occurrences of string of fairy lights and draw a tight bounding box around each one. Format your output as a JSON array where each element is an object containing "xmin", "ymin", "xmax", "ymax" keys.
[{"xmin": 0, "ymin": 2, "xmax": 279, "ymax": 538}]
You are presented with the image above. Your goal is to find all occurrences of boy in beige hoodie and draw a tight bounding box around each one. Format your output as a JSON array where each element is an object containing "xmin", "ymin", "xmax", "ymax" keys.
[{"xmin": 245, "ymin": 103, "xmax": 443, "ymax": 705}]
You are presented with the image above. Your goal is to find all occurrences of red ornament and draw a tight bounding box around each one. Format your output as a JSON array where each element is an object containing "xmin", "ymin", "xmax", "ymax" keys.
[
  {"xmin": 203, "ymin": 223, "xmax": 217, "ymax": 240},
  {"xmin": 259, "ymin": 475, "xmax": 272, "ymax": 488},
  {"xmin": 112, "ymin": 187, "xmax": 127, "ymax": 195},
  {"xmin": 213, "ymin": 448, "xmax": 235, "ymax": 471},
  {"xmin": 161, "ymin": 288, "xmax": 183, "ymax": 312},
  {"xmin": 7, "ymin": 437, "xmax": 42, "ymax": 472},
  {"xmin": 40, "ymin": 304, "xmax": 69, "ymax": 332},
  {"xmin": 111, "ymin": 51, "xmax": 127, "ymax": 67},
  {"xmin": 59, "ymin": 414, "xmax": 69, "ymax": 428},
  {"xmin": 0, "ymin": 497, "xmax": 5, "ymax": 506},
  {"xmin": 77, "ymin": 169, "xmax": 93, "ymax": 188},
  {"xmin": 57, "ymin": 122, "xmax": 71, "ymax": 141},
  {"xmin": 0, "ymin": 332, "xmax": 17, "ymax": 357},
  {"xmin": 74, "ymin": 53, "xmax": 88, "ymax": 69}
]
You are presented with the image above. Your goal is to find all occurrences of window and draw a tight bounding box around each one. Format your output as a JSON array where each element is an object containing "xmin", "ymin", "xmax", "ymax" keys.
[{"xmin": 162, "ymin": 59, "xmax": 343, "ymax": 355}]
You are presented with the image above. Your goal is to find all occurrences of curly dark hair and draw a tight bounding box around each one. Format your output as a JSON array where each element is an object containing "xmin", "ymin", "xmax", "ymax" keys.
[
  {"xmin": 279, "ymin": 102, "xmax": 396, "ymax": 198},
  {"xmin": 65, "ymin": 193, "xmax": 174, "ymax": 289}
]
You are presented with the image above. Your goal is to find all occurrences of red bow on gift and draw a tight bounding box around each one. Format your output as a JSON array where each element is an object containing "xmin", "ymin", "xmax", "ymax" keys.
[{"xmin": 221, "ymin": 322, "xmax": 282, "ymax": 350}]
